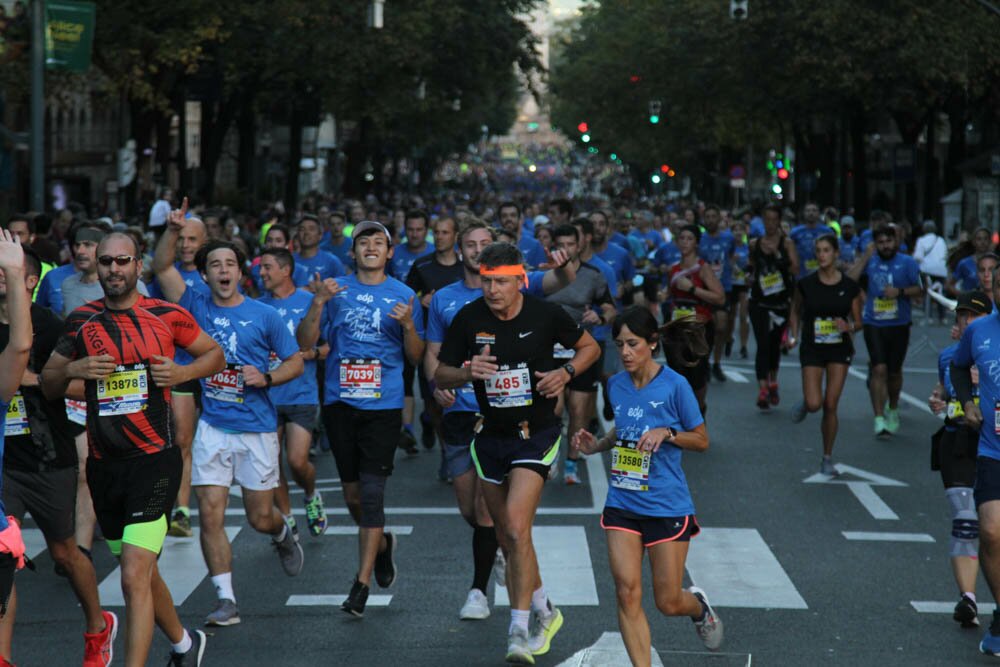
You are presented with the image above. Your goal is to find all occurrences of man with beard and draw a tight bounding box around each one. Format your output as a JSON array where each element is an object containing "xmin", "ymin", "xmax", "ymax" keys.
[
  {"xmin": 849, "ymin": 226, "xmax": 923, "ymax": 437},
  {"xmin": 499, "ymin": 202, "xmax": 547, "ymax": 268},
  {"xmin": 42, "ymin": 232, "xmax": 225, "ymax": 666}
]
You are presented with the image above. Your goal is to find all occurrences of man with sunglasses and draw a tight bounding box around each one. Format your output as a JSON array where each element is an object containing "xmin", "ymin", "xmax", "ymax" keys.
[{"xmin": 42, "ymin": 232, "xmax": 225, "ymax": 666}]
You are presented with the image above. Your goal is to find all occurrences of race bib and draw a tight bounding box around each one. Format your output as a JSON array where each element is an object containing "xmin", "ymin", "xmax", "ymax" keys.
[
  {"xmin": 813, "ymin": 318, "xmax": 843, "ymax": 345},
  {"xmin": 948, "ymin": 400, "xmax": 965, "ymax": 420},
  {"xmin": 96, "ymin": 364, "xmax": 149, "ymax": 416},
  {"xmin": 485, "ymin": 366, "xmax": 532, "ymax": 408},
  {"xmin": 340, "ymin": 358, "xmax": 382, "ymax": 399},
  {"xmin": 672, "ymin": 306, "xmax": 695, "ymax": 322},
  {"xmin": 610, "ymin": 439, "xmax": 651, "ymax": 491},
  {"xmin": 5, "ymin": 392, "xmax": 30, "ymax": 437},
  {"xmin": 268, "ymin": 351, "xmax": 282, "ymax": 372},
  {"xmin": 553, "ymin": 343, "xmax": 574, "ymax": 360},
  {"xmin": 759, "ymin": 271, "xmax": 785, "ymax": 296},
  {"xmin": 205, "ymin": 364, "xmax": 245, "ymax": 404},
  {"xmin": 65, "ymin": 399, "xmax": 87, "ymax": 426},
  {"xmin": 732, "ymin": 266, "xmax": 746, "ymax": 286},
  {"xmin": 805, "ymin": 258, "xmax": 819, "ymax": 272},
  {"xmin": 873, "ymin": 297, "xmax": 898, "ymax": 321}
]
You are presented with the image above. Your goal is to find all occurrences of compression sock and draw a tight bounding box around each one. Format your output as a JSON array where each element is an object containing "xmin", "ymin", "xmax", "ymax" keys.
[{"xmin": 472, "ymin": 525, "xmax": 499, "ymax": 593}]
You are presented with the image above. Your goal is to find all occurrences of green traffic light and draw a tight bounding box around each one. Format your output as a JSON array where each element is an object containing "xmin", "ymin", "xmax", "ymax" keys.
[
  {"xmin": 651, "ymin": 174, "xmax": 662, "ymax": 184},
  {"xmin": 649, "ymin": 115, "xmax": 660, "ymax": 124},
  {"xmin": 581, "ymin": 134, "xmax": 591, "ymax": 143},
  {"xmin": 610, "ymin": 153, "xmax": 617, "ymax": 161}
]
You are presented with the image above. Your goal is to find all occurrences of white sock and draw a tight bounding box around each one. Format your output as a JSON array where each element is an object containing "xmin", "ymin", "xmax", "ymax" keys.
[
  {"xmin": 211, "ymin": 573, "xmax": 235, "ymax": 602},
  {"xmin": 274, "ymin": 524, "xmax": 288, "ymax": 543},
  {"xmin": 965, "ymin": 592, "xmax": 977, "ymax": 603},
  {"xmin": 171, "ymin": 630, "xmax": 192, "ymax": 654},
  {"xmin": 509, "ymin": 609, "xmax": 531, "ymax": 634},
  {"xmin": 531, "ymin": 586, "xmax": 549, "ymax": 615}
]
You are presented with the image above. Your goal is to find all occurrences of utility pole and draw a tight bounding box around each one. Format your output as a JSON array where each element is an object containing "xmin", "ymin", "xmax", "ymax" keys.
[{"xmin": 30, "ymin": 0, "xmax": 45, "ymax": 211}]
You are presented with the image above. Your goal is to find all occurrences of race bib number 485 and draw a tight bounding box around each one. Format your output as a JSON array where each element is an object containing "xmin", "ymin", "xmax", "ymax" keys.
[{"xmin": 485, "ymin": 366, "xmax": 532, "ymax": 408}]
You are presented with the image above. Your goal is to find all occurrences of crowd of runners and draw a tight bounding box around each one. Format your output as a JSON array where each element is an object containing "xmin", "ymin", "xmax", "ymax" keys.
[{"xmin": 0, "ymin": 187, "xmax": 999, "ymax": 666}]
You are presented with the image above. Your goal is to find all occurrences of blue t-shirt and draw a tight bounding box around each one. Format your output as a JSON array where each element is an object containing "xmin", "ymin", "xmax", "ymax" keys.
[
  {"xmin": 732, "ymin": 243, "xmax": 750, "ymax": 286},
  {"xmin": 258, "ymin": 289, "xmax": 317, "ymax": 406},
  {"xmin": 604, "ymin": 366, "xmax": 704, "ymax": 517},
  {"xmin": 150, "ymin": 265, "xmax": 212, "ymax": 365},
  {"xmin": 251, "ymin": 262, "xmax": 311, "ymax": 293},
  {"xmin": 179, "ymin": 290, "xmax": 299, "ymax": 432},
  {"xmin": 954, "ymin": 313, "xmax": 1000, "ymax": 459},
  {"xmin": 861, "ymin": 252, "xmax": 921, "ymax": 327},
  {"xmin": 839, "ymin": 236, "xmax": 861, "ymax": 265},
  {"xmin": 390, "ymin": 244, "xmax": 433, "ymax": 281},
  {"xmin": 321, "ymin": 236, "xmax": 353, "ymax": 268},
  {"xmin": 426, "ymin": 281, "xmax": 482, "ymax": 414},
  {"xmin": 518, "ymin": 235, "xmax": 548, "ymax": 269},
  {"xmin": 699, "ymin": 231, "xmax": 735, "ymax": 291},
  {"xmin": 320, "ymin": 274, "xmax": 424, "ymax": 409},
  {"xmin": 34, "ymin": 263, "xmax": 76, "ymax": 316},
  {"xmin": 791, "ymin": 224, "xmax": 834, "ymax": 277},
  {"xmin": 587, "ymin": 255, "xmax": 618, "ymax": 342},
  {"xmin": 748, "ymin": 217, "xmax": 766, "ymax": 239},
  {"xmin": 954, "ymin": 255, "xmax": 979, "ymax": 292},
  {"xmin": 597, "ymin": 243, "xmax": 636, "ymax": 297},
  {"xmin": 294, "ymin": 250, "xmax": 345, "ymax": 282},
  {"xmin": 630, "ymin": 229, "xmax": 663, "ymax": 251},
  {"xmin": 859, "ymin": 229, "xmax": 873, "ymax": 251},
  {"xmin": 653, "ymin": 243, "xmax": 682, "ymax": 285},
  {"xmin": 610, "ymin": 232, "xmax": 630, "ymax": 251}
]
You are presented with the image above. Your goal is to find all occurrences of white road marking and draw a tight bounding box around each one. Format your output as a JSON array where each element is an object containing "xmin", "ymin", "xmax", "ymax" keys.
[
  {"xmin": 286, "ymin": 594, "xmax": 392, "ymax": 607},
  {"xmin": 494, "ymin": 526, "xmax": 599, "ymax": 606},
  {"xmin": 912, "ymin": 600, "xmax": 996, "ymax": 614},
  {"xmin": 724, "ymin": 369, "xmax": 749, "ymax": 383},
  {"xmin": 22, "ymin": 528, "xmax": 47, "ymax": 560},
  {"xmin": 842, "ymin": 531, "xmax": 933, "ymax": 542},
  {"xmin": 846, "ymin": 367, "xmax": 933, "ymax": 414},
  {"xmin": 725, "ymin": 360, "xmax": 940, "ymax": 375},
  {"xmin": 686, "ymin": 528, "xmax": 808, "ymax": 609},
  {"xmin": 324, "ymin": 525, "xmax": 413, "ymax": 536},
  {"xmin": 846, "ymin": 482, "xmax": 899, "ymax": 520},
  {"xmin": 804, "ymin": 463, "xmax": 905, "ymax": 520},
  {"xmin": 555, "ymin": 631, "xmax": 752, "ymax": 667},
  {"xmin": 98, "ymin": 527, "xmax": 242, "ymax": 607}
]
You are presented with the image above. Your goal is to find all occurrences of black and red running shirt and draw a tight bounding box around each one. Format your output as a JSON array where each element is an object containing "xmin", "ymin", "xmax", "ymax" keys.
[{"xmin": 54, "ymin": 297, "xmax": 201, "ymax": 459}]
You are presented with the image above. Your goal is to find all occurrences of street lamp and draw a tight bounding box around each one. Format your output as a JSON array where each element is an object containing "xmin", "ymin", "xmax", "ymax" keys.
[{"xmin": 368, "ymin": 0, "xmax": 385, "ymax": 28}]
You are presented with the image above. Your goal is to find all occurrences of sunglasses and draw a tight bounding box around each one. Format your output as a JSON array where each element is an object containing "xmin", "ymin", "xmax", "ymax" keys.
[{"xmin": 97, "ymin": 255, "xmax": 138, "ymax": 267}]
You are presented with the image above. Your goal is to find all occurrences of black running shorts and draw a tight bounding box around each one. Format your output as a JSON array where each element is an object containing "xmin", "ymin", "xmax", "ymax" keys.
[
  {"xmin": 863, "ymin": 324, "xmax": 910, "ymax": 374},
  {"xmin": 601, "ymin": 506, "xmax": 701, "ymax": 547}
]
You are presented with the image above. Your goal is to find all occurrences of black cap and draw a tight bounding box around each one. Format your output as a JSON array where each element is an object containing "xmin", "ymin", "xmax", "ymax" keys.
[{"xmin": 956, "ymin": 290, "xmax": 991, "ymax": 316}]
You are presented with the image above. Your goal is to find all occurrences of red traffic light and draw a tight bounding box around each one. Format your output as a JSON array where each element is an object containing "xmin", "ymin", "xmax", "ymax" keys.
[
  {"xmin": 777, "ymin": 168, "xmax": 789, "ymax": 179},
  {"xmin": 577, "ymin": 122, "xmax": 589, "ymax": 133},
  {"xmin": 629, "ymin": 74, "xmax": 641, "ymax": 84},
  {"xmin": 660, "ymin": 164, "xmax": 670, "ymax": 173}
]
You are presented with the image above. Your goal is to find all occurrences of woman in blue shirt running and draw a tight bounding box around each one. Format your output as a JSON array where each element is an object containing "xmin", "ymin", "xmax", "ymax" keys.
[{"xmin": 572, "ymin": 306, "xmax": 723, "ymax": 665}]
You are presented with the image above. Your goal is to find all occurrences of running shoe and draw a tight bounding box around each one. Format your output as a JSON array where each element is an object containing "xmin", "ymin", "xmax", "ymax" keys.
[
  {"xmin": 690, "ymin": 586, "xmax": 723, "ymax": 651},
  {"xmin": 493, "ymin": 548, "xmax": 507, "ymax": 587},
  {"xmin": 874, "ymin": 416, "xmax": 891, "ymax": 438},
  {"xmin": 712, "ymin": 363, "xmax": 727, "ymax": 382},
  {"xmin": 820, "ymin": 457, "xmax": 838, "ymax": 477},
  {"xmin": 273, "ymin": 526, "xmax": 305, "ymax": 576},
  {"xmin": 955, "ymin": 594, "xmax": 979, "ymax": 628},
  {"xmin": 204, "ymin": 599, "xmax": 240, "ymax": 626},
  {"xmin": 982, "ymin": 631, "xmax": 1000, "ymax": 656},
  {"xmin": 167, "ymin": 509, "xmax": 193, "ymax": 538},
  {"xmin": 756, "ymin": 388, "xmax": 770, "ymax": 410},
  {"xmin": 341, "ymin": 578, "xmax": 369, "ymax": 618},
  {"xmin": 304, "ymin": 494, "xmax": 328, "ymax": 536},
  {"xmin": 420, "ymin": 412, "xmax": 436, "ymax": 450},
  {"xmin": 791, "ymin": 401, "xmax": 808, "ymax": 424},
  {"xmin": 768, "ymin": 383, "xmax": 780, "ymax": 406},
  {"xmin": 166, "ymin": 629, "xmax": 207, "ymax": 666},
  {"xmin": 397, "ymin": 428, "xmax": 418, "ymax": 455},
  {"xmin": 374, "ymin": 531, "xmax": 397, "ymax": 588},
  {"xmin": 528, "ymin": 601, "xmax": 564, "ymax": 655},
  {"xmin": 505, "ymin": 626, "xmax": 535, "ymax": 665},
  {"xmin": 564, "ymin": 459, "xmax": 582, "ymax": 486},
  {"xmin": 740, "ymin": 346, "xmax": 748, "ymax": 359},
  {"xmin": 884, "ymin": 407, "xmax": 900, "ymax": 434},
  {"xmin": 82, "ymin": 609, "xmax": 117, "ymax": 667},
  {"xmin": 459, "ymin": 588, "xmax": 491, "ymax": 620}
]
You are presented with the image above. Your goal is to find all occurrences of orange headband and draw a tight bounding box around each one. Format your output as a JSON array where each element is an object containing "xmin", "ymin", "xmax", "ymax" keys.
[{"xmin": 479, "ymin": 264, "xmax": 528, "ymax": 289}]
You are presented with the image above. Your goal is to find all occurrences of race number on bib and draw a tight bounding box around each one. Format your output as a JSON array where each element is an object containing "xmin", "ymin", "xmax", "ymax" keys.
[
  {"xmin": 672, "ymin": 307, "xmax": 695, "ymax": 322},
  {"xmin": 759, "ymin": 271, "xmax": 785, "ymax": 296},
  {"xmin": 732, "ymin": 266, "xmax": 746, "ymax": 286},
  {"xmin": 267, "ymin": 351, "xmax": 281, "ymax": 372},
  {"xmin": 813, "ymin": 318, "xmax": 843, "ymax": 345},
  {"xmin": 805, "ymin": 258, "xmax": 819, "ymax": 272},
  {"xmin": 96, "ymin": 364, "xmax": 149, "ymax": 416},
  {"xmin": 485, "ymin": 366, "xmax": 532, "ymax": 408},
  {"xmin": 205, "ymin": 364, "xmax": 245, "ymax": 404},
  {"xmin": 340, "ymin": 358, "xmax": 382, "ymax": 399},
  {"xmin": 5, "ymin": 392, "xmax": 30, "ymax": 437},
  {"xmin": 553, "ymin": 343, "xmax": 574, "ymax": 360},
  {"xmin": 610, "ymin": 439, "xmax": 651, "ymax": 491},
  {"xmin": 65, "ymin": 399, "xmax": 87, "ymax": 426},
  {"xmin": 873, "ymin": 297, "xmax": 898, "ymax": 321}
]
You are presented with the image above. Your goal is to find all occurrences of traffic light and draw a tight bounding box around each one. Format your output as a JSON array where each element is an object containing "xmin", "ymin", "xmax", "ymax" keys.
[
  {"xmin": 648, "ymin": 100, "xmax": 662, "ymax": 125},
  {"xmin": 581, "ymin": 133, "xmax": 591, "ymax": 143},
  {"xmin": 651, "ymin": 174, "xmax": 662, "ymax": 184},
  {"xmin": 730, "ymin": 0, "xmax": 748, "ymax": 20},
  {"xmin": 777, "ymin": 168, "xmax": 789, "ymax": 180},
  {"xmin": 771, "ymin": 183, "xmax": 782, "ymax": 194},
  {"xmin": 577, "ymin": 122, "xmax": 589, "ymax": 133},
  {"xmin": 660, "ymin": 164, "xmax": 670, "ymax": 173}
]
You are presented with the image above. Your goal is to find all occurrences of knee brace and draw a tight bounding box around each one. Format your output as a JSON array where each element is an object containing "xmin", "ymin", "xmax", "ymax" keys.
[
  {"xmin": 946, "ymin": 486, "xmax": 979, "ymax": 558},
  {"xmin": 358, "ymin": 472, "xmax": 387, "ymax": 529}
]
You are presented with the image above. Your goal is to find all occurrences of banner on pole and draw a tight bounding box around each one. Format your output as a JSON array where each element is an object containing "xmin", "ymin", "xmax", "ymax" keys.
[{"xmin": 45, "ymin": 1, "xmax": 95, "ymax": 72}]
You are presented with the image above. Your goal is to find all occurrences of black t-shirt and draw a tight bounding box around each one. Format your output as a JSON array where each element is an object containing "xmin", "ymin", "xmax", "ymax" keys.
[
  {"xmin": 407, "ymin": 255, "xmax": 465, "ymax": 326},
  {"xmin": 439, "ymin": 294, "xmax": 583, "ymax": 435},
  {"xmin": 1, "ymin": 303, "xmax": 77, "ymax": 472},
  {"xmin": 796, "ymin": 272, "xmax": 861, "ymax": 350}
]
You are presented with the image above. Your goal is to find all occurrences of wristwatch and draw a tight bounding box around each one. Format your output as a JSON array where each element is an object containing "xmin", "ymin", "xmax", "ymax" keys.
[
  {"xmin": 562, "ymin": 363, "xmax": 576, "ymax": 378},
  {"xmin": 264, "ymin": 373, "xmax": 273, "ymax": 388}
]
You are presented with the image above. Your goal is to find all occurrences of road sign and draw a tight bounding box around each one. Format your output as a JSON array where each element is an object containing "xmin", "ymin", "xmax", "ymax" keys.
[
  {"xmin": 730, "ymin": 178, "xmax": 746, "ymax": 189},
  {"xmin": 729, "ymin": 164, "xmax": 746, "ymax": 179}
]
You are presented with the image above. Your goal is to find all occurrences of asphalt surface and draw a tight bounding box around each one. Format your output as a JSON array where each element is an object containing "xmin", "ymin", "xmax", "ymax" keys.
[{"xmin": 11, "ymin": 316, "xmax": 997, "ymax": 666}]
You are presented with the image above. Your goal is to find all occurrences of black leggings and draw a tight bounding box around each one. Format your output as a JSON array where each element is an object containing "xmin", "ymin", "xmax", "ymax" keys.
[{"xmin": 749, "ymin": 303, "xmax": 787, "ymax": 381}]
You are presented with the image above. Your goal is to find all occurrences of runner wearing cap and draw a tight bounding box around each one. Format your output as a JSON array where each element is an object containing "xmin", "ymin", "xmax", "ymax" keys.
[{"xmin": 298, "ymin": 220, "xmax": 425, "ymax": 618}]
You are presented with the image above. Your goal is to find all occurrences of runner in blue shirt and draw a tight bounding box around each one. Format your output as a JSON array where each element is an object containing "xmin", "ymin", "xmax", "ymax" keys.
[
  {"xmin": 949, "ymin": 228, "xmax": 993, "ymax": 296},
  {"xmin": 572, "ymin": 306, "xmax": 723, "ymax": 659},
  {"xmin": 155, "ymin": 204, "xmax": 306, "ymax": 627},
  {"xmin": 258, "ymin": 248, "xmax": 328, "ymax": 539},
  {"xmin": 293, "ymin": 215, "xmax": 346, "ymax": 281},
  {"xmin": 730, "ymin": 220, "xmax": 752, "ymax": 359},
  {"xmin": 298, "ymin": 220, "xmax": 425, "ymax": 618},
  {"xmin": 837, "ymin": 217, "xmax": 861, "ymax": 267},
  {"xmin": 321, "ymin": 210, "xmax": 354, "ymax": 268},
  {"xmin": 250, "ymin": 224, "xmax": 310, "ymax": 293},
  {"xmin": 847, "ymin": 225, "xmax": 922, "ymax": 438},
  {"xmin": 698, "ymin": 206, "xmax": 735, "ymax": 382},
  {"xmin": 790, "ymin": 202, "xmax": 833, "ymax": 278},
  {"xmin": 500, "ymin": 202, "xmax": 548, "ymax": 268},
  {"xmin": 389, "ymin": 210, "xmax": 433, "ymax": 280},
  {"xmin": 33, "ymin": 261, "xmax": 75, "ymax": 315},
  {"xmin": 592, "ymin": 210, "xmax": 637, "ymax": 303},
  {"xmin": 950, "ymin": 276, "xmax": 1000, "ymax": 657}
]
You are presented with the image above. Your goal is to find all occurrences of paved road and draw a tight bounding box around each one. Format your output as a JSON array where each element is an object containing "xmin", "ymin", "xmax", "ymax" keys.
[{"xmin": 12, "ymin": 320, "xmax": 996, "ymax": 666}]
